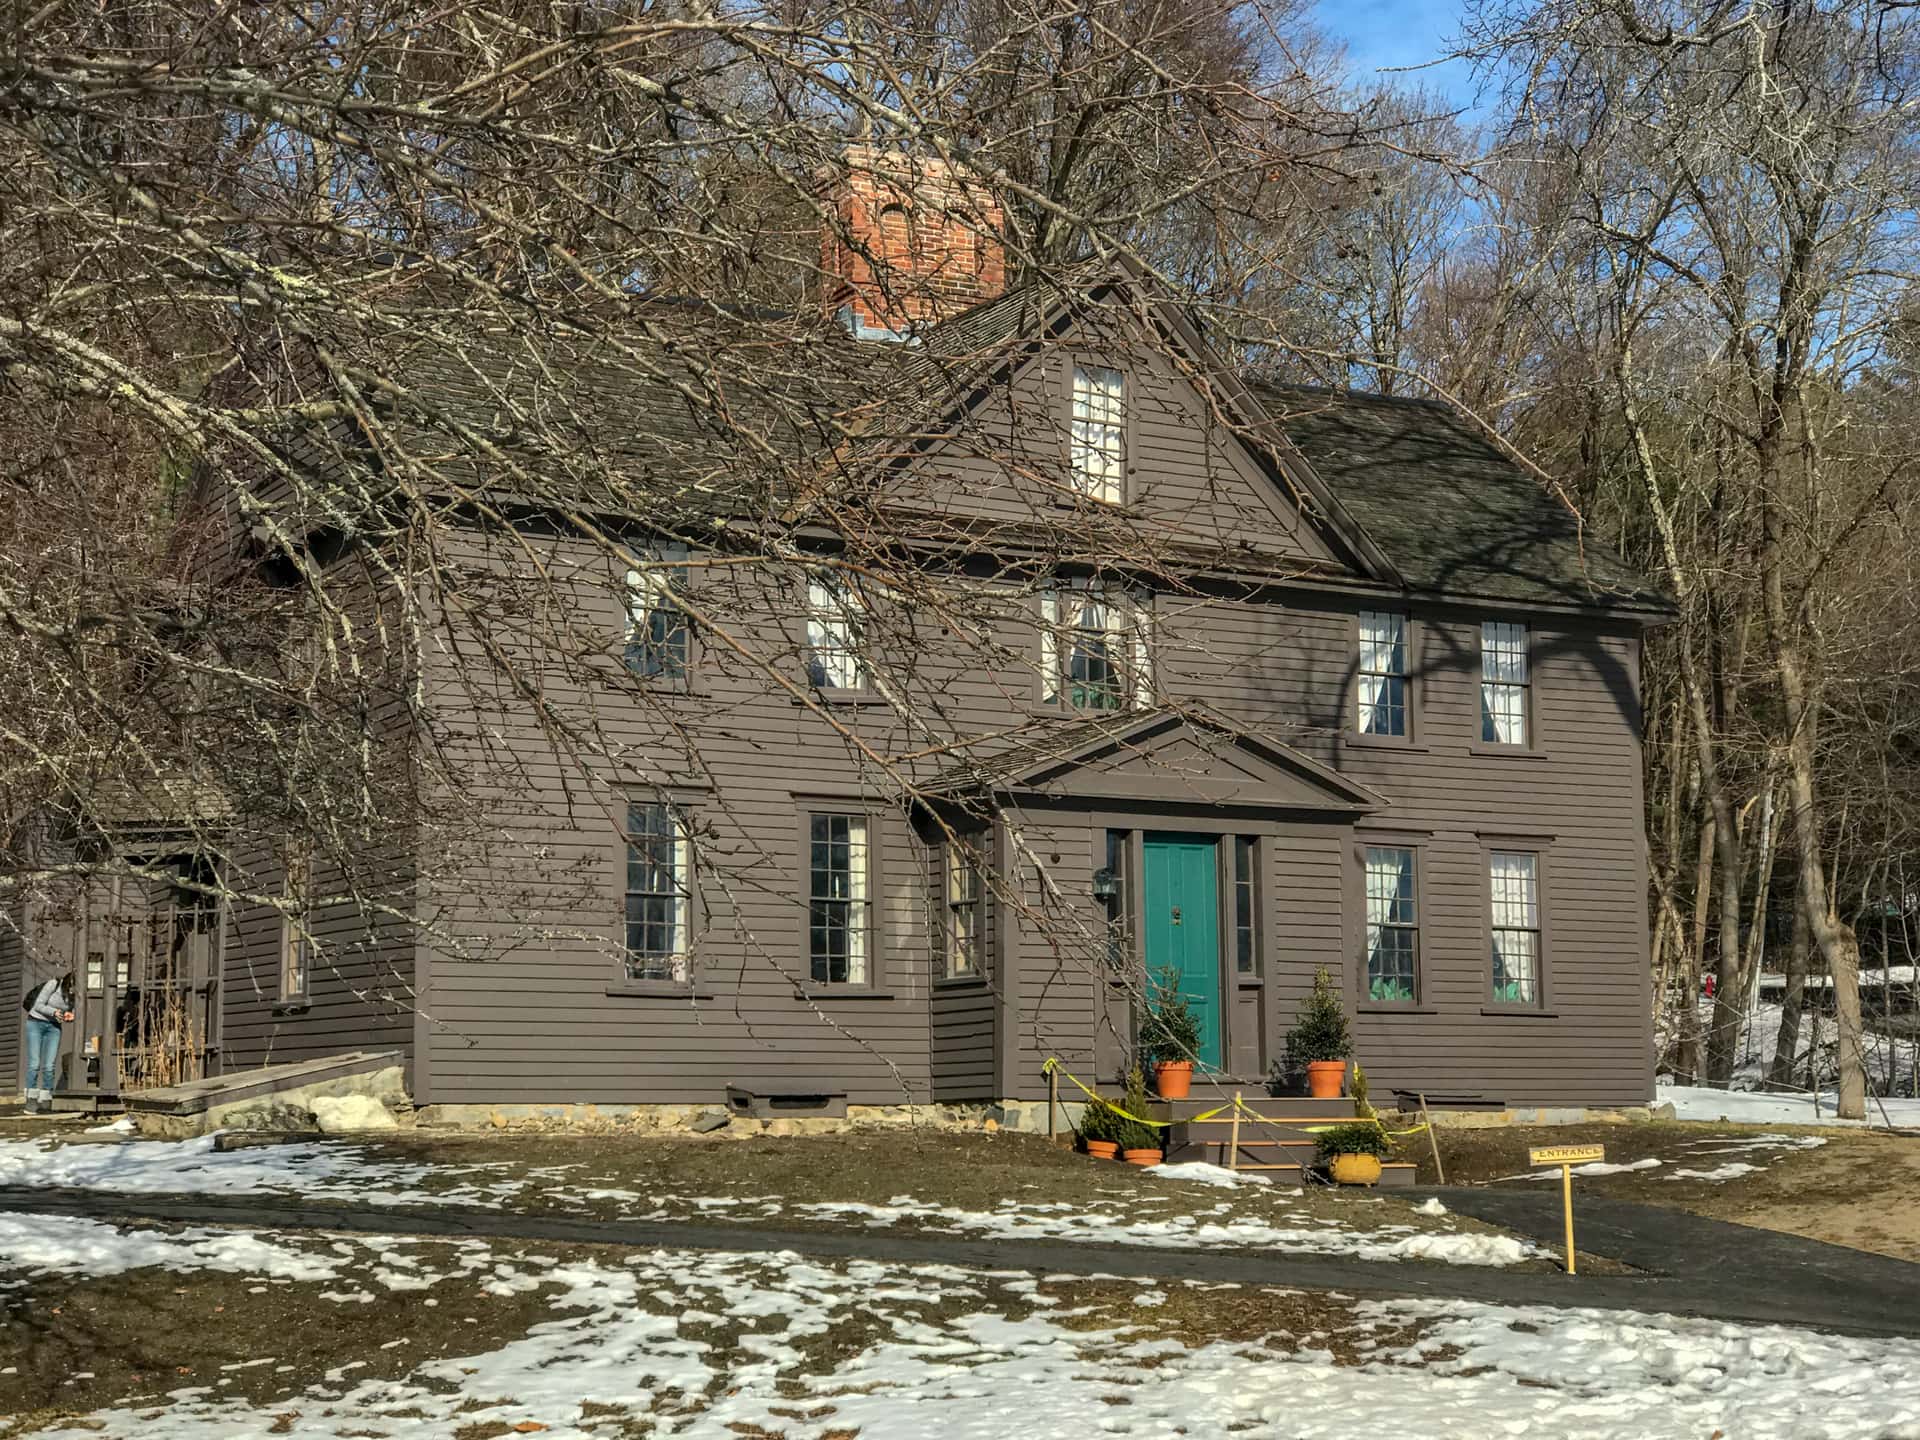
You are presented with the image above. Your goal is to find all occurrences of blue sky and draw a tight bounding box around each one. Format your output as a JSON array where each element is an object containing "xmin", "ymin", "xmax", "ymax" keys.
[{"xmin": 1313, "ymin": 0, "xmax": 1480, "ymax": 108}]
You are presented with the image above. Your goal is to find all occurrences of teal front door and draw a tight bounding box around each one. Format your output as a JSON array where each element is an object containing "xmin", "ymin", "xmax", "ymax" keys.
[{"xmin": 1142, "ymin": 834, "xmax": 1223, "ymax": 1070}]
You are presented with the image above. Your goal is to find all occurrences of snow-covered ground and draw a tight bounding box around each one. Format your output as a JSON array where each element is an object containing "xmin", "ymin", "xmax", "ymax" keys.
[
  {"xmin": 1660, "ymin": 1082, "xmax": 1920, "ymax": 1128},
  {"xmin": 0, "ymin": 1134, "xmax": 1538, "ymax": 1266},
  {"xmin": 11, "ymin": 1220, "xmax": 1917, "ymax": 1440},
  {"xmin": 1663, "ymin": 995, "xmax": 1920, "ymax": 1112}
]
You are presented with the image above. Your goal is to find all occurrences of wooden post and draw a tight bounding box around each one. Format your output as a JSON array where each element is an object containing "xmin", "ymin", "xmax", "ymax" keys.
[
  {"xmin": 1227, "ymin": 1091, "xmax": 1242, "ymax": 1173},
  {"xmin": 1048, "ymin": 1066, "xmax": 1059, "ymax": 1144},
  {"xmin": 1419, "ymin": 1091, "xmax": 1445, "ymax": 1184},
  {"xmin": 1561, "ymin": 1163, "xmax": 1577, "ymax": 1275}
]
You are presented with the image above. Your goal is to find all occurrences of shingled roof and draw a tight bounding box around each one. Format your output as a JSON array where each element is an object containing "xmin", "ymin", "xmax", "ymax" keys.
[
  {"xmin": 335, "ymin": 280, "xmax": 1665, "ymax": 616},
  {"xmin": 1248, "ymin": 384, "xmax": 1666, "ymax": 614}
]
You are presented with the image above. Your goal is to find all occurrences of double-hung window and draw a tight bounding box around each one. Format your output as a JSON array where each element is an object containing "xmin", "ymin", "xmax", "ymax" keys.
[
  {"xmin": 805, "ymin": 576, "xmax": 868, "ymax": 692},
  {"xmin": 809, "ymin": 813, "xmax": 871, "ymax": 984},
  {"xmin": 1041, "ymin": 589, "xmax": 1149, "ymax": 711},
  {"xmin": 1356, "ymin": 611, "xmax": 1408, "ymax": 737},
  {"xmin": 280, "ymin": 850, "xmax": 311, "ymax": 1001},
  {"xmin": 1480, "ymin": 621, "xmax": 1530, "ymax": 745},
  {"xmin": 1363, "ymin": 846, "xmax": 1418, "ymax": 1002},
  {"xmin": 943, "ymin": 842, "xmax": 983, "ymax": 978},
  {"xmin": 626, "ymin": 547, "xmax": 691, "ymax": 680},
  {"xmin": 1489, "ymin": 851, "xmax": 1542, "ymax": 1006},
  {"xmin": 625, "ymin": 802, "xmax": 691, "ymax": 983},
  {"xmin": 1069, "ymin": 363, "xmax": 1125, "ymax": 503}
]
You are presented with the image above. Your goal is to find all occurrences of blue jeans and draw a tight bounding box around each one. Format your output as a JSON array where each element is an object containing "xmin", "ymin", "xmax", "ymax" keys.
[{"xmin": 24, "ymin": 1019, "xmax": 60, "ymax": 1095}]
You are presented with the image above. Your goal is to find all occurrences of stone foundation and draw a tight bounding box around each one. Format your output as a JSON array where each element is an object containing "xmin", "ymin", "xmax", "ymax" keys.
[
  {"xmin": 1378, "ymin": 1103, "xmax": 1666, "ymax": 1131},
  {"xmin": 411, "ymin": 1098, "xmax": 1081, "ymax": 1137}
]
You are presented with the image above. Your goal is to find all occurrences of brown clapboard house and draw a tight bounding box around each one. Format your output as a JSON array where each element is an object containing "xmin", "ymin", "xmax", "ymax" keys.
[{"xmin": 6, "ymin": 152, "xmax": 1669, "ymax": 1126}]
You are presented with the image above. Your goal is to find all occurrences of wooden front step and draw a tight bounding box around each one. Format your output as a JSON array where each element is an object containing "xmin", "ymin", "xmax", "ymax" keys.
[{"xmin": 1148, "ymin": 1095, "xmax": 1359, "ymax": 1123}]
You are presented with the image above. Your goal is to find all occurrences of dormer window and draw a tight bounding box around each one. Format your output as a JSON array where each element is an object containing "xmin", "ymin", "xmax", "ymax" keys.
[{"xmin": 1070, "ymin": 364, "xmax": 1125, "ymax": 504}]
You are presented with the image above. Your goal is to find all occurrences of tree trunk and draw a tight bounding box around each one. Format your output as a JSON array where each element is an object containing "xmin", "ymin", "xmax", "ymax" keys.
[
  {"xmin": 1675, "ymin": 814, "xmax": 1716, "ymax": 1084},
  {"xmin": 1768, "ymin": 897, "xmax": 1811, "ymax": 1090}
]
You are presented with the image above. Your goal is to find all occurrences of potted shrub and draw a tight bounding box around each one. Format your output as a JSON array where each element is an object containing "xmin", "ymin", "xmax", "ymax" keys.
[
  {"xmin": 1079, "ymin": 1097, "xmax": 1121, "ymax": 1160},
  {"xmin": 1138, "ymin": 974, "xmax": 1202, "ymax": 1100},
  {"xmin": 1314, "ymin": 1121, "xmax": 1391, "ymax": 1186},
  {"xmin": 1117, "ymin": 1069, "xmax": 1164, "ymax": 1167},
  {"xmin": 1285, "ymin": 966, "xmax": 1353, "ymax": 1098}
]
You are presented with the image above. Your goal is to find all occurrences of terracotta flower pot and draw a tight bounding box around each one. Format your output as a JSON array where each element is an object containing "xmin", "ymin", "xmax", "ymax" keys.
[
  {"xmin": 1329, "ymin": 1152, "xmax": 1382, "ymax": 1186},
  {"xmin": 1122, "ymin": 1148, "xmax": 1164, "ymax": 1167},
  {"xmin": 1085, "ymin": 1139, "xmax": 1120, "ymax": 1160},
  {"xmin": 1306, "ymin": 1059, "xmax": 1346, "ymax": 1098},
  {"xmin": 1153, "ymin": 1060, "xmax": 1194, "ymax": 1100}
]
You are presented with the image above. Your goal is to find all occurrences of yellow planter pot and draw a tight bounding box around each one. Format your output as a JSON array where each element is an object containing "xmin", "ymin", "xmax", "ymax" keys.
[{"xmin": 1329, "ymin": 1153, "xmax": 1383, "ymax": 1186}]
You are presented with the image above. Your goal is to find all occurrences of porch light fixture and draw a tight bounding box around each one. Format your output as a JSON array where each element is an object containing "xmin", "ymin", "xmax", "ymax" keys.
[{"xmin": 1091, "ymin": 867, "xmax": 1120, "ymax": 900}]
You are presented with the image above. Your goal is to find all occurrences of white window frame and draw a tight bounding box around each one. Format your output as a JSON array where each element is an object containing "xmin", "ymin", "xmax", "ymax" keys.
[
  {"xmin": 625, "ymin": 547, "xmax": 691, "ymax": 680},
  {"xmin": 624, "ymin": 802, "xmax": 692, "ymax": 984},
  {"xmin": 808, "ymin": 812, "xmax": 872, "ymax": 985},
  {"xmin": 1356, "ymin": 610, "xmax": 1409, "ymax": 737},
  {"xmin": 1488, "ymin": 850, "xmax": 1543, "ymax": 1007},
  {"xmin": 805, "ymin": 576, "xmax": 868, "ymax": 692},
  {"xmin": 943, "ymin": 841, "xmax": 983, "ymax": 978},
  {"xmin": 1480, "ymin": 620, "xmax": 1531, "ymax": 746},
  {"xmin": 1040, "ymin": 587, "xmax": 1151, "ymax": 711},
  {"xmin": 1363, "ymin": 845, "xmax": 1419, "ymax": 1004},
  {"xmin": 1069, "ymin": 363, "xmax": 1126, "ymax": 504}
]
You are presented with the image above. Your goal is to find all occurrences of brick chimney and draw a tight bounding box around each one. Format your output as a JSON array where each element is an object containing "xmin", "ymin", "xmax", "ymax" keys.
[{"xmin": 819, "ymin": 145, "xmax": 1006, "ymax": 340}]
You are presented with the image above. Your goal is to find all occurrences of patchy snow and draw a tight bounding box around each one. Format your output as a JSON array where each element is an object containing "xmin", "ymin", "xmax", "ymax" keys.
[
  {"xmin": 0, "ymin": 1213, "xmax": 340, "ymax": 1284},
  {"xmin": 1666, "ymin": 1162, "xmax": 1761, "ymax": 1182},
  {"xmin": 1142, "ymin": 1161, "xmax": 1273, "ymax": 1188},
  {"xmin": 1381, "ymin": 1232, "xmax": 1531, "ymax": 1267},
  {"xmin": 1659, "ymin": 1081, "xmax": 1920, "ymax": 1129},
  {"xmin": 1501, "ymin": 1157, "xmax": 1663, "ymax": 1182},
  {"xmin": 20, "ymin": 1246, "xmax": 1920, "ymax": 1440},
  {"xmin": 789, "ymin": 1196, "xmax": 1540, "ymax": 1265},
  {"xmin": 84, "ymin": 1117, "xmax": 136, "ymax": 1135},
  {"xmin": 1414, "ymin": 1197, "xmax": 1448, "ymax": 1217}
]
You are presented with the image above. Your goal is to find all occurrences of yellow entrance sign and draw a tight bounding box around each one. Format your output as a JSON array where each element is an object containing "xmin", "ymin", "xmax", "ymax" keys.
[
  {"xmin": 1529, "ymin": 1144, "xmax": 1605, "ymax": 1166},
  {"xmin": 1527, "ymin": 1144, "xmax": 1605, "ymax": 1274}
]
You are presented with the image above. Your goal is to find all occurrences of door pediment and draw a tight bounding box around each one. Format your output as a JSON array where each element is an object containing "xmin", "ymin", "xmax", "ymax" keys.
[{"xmin": 951, "ymin": 710, "xmax": 1383, "ymax": 814}]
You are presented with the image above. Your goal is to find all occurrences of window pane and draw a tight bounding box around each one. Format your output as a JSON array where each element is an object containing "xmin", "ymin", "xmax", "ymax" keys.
[
  {"xmin": 810, "ymin": 814, "xmax": 868, "ymax": 983},
  {"xmin": 1489, "ymin": 851, "xmax": 1540, "ymax": 1005},
  {"xmin": 1233, "ymin": 837, "xmax": 1256, "ymax": 974},
  {"xmin": 1357, "ymin": 612, "xmax": 1408, "ymax": 737},
  {"xmin": 1480, "ymin": 622, "xmax": 1529, "ymax": 744},
  {"xmin": 626, "ymin": 563, "xmax": 690, "ymax": 679},
  {"xmin": 1364, "ymin": 846, "xmax": 1417, "ymax": 1002},
  {"xmin": 1070, "ymin": 364, "xmax": 1125, "ymax": 503},
  {"xmin": 806, "ymin": 579, "xmax": 865, "ymax": 690},
  {"xmin": 625, "ymin": 803, "xmax": 688, "ymax": 982}
]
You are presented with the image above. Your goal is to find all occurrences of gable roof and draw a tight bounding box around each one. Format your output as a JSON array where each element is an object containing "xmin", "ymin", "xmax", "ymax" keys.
[
  {"xmin": 309, "ymin": 277, "xmax": 1666, "ymax": 618},
  {"xmin": 1249, "ymin": 384, "xmax": 1668, "ymax": 614},
  {"xmin": 922, "ymin": 708, "xmax": 1384, "ymax": 814}
]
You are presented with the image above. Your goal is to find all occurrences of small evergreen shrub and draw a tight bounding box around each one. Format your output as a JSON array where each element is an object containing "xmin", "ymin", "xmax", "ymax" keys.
[
  {"xmin": 1285, "ymin": 966, "xmax": 1353, "ymax": 1068},
  {"xmin": 1138, "ymin": 971, "xmax": 1202, "ymax": 1066}
]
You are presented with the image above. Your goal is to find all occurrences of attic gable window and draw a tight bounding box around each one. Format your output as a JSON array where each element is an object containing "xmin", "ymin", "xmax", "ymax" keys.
[
  {"xmin": 805, "ymin": 575, "xmax": 868, "ymax": 691},
  {"xmin": 1069, "ymin": 363, "xmax": 1126, "ymax": 503},
  {"xmin": 625, "ymin": 547, "xmax": 691, "ymax": 680},
  {"xmin": 1041, "ymin": 589, "xmax": 1150, "ymax": 712},
  {"xmin": 1356, "ymin": 611, "xmax": 1408, "ymax": 737}
]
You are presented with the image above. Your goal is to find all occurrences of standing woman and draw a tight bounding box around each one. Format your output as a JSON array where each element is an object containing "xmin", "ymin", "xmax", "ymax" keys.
[{"xmin": 21, "ymin": 972, "xmax": 74, "ymax": 1114}]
